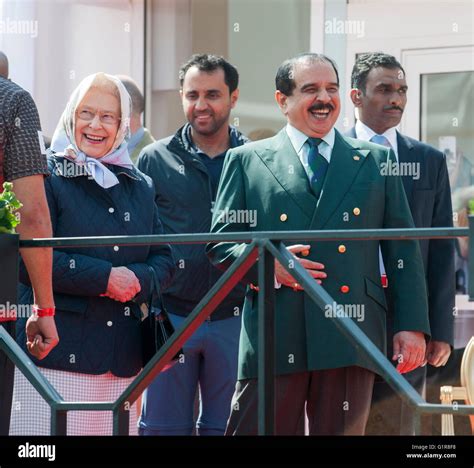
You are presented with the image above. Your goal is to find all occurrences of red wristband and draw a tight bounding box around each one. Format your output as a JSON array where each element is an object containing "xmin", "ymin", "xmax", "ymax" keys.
[{"xmin": 32, "ymin": 305, "xmax": 56, "ymax": 317}]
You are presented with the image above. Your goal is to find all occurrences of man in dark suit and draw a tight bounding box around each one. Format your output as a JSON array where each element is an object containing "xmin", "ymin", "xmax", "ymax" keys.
[
  {"xmin": 347, "ymin": 52, "xmax": 455, "ymax": 435},
  {"xmin": 206, "ymin": 53, "xmax": 431, "ymax": 435}
]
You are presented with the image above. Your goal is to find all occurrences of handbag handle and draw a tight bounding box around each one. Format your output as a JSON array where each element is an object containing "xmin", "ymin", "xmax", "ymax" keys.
[
  {"xmin": 147, "ymin": 265, "xmax": 164, "ymax": 314},
  {"xmin": 142, "ymin": 265, "xmax": 181, "ymax": 367}
]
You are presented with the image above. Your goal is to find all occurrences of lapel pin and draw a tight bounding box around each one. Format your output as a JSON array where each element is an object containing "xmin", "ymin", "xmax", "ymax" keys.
[{"xmin": 353, "ymin": 155, "xmax": 360, "ymax": 161}]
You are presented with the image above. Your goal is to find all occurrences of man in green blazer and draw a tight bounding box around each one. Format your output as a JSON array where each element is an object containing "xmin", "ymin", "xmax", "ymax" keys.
[{"xmin": 206, "ymin": 53, "xmax": 430, "ymax": 435}]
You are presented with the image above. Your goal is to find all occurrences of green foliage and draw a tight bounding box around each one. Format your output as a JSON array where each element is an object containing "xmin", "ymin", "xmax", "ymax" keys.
[
  {"xmin": 469, "ymin": 198, "xmax": 474, "ymax": 216},
  {"xmin": 0, "ymin": 182, "xmax": 23, "ymax": 234}
]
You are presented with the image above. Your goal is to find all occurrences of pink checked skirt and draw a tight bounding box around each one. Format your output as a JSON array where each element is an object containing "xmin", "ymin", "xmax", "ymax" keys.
[{"xmin": 9, "ymin": 366, "xmax": 139, "ymax": 435}]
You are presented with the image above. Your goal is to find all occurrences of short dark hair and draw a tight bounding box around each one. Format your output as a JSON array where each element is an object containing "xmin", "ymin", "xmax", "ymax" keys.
[
  {"xmin": 179, "ymin": 54, "xmax": 239, "ymax": 94},
  {"xmin": 351, "ymin": 52, "xmax": 405, "ymax": 92},
  {"xmin": 275, "ymin": 53, "xmax": 339, "ymax": 96}
]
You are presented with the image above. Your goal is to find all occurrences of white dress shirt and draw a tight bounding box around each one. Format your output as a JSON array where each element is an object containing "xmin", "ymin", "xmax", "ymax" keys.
[
  {"xmin": 273, "ymin": 125, "xmax": 335, "ymax": 289},
  {"xmin": 354, "ymin": 119, "xmax": 400, "ymax": 278}
]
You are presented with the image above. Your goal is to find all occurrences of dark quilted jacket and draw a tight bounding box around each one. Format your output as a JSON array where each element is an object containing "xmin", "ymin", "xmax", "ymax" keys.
[
  {"xmin": 137, "ymin": 125, "xmax": 248, "ymax": 320},
  {"xmin": 16, "ymin": 155, "xmax": 175, "ymax": 377}
]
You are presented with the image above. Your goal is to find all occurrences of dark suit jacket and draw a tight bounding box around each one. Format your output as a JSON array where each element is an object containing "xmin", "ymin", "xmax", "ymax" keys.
[
  {"xmin": 207, "ymin": 128, "xmax": 430, "ymax": 379},
  {"xmin": 347, "ymin": 127, "xmax": 455, "ymax": 346}
]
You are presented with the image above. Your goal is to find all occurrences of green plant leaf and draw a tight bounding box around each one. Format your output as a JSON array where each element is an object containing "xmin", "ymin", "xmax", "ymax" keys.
[{"xmin": 0, "ymin": 182, "xmax": 23, "ymax": 234}]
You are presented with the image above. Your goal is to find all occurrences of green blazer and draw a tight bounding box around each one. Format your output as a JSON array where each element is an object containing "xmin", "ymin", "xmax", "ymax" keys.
[{"xmin": 206, "ymin": 128, "xmax": 430, "ymax": 380}]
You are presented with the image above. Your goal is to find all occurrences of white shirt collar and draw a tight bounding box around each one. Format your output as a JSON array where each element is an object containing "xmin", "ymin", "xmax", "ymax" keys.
[
  {"xmin": 355, "ymin": 119, "xmax": 399, "ymax": 156},
  {"xmin": 286, "ymin": 124, "xmax": 335, "ymax": 152},
  {"xmin": 284, "ymin": 124, "xmax": 334, "ymax": 201}
]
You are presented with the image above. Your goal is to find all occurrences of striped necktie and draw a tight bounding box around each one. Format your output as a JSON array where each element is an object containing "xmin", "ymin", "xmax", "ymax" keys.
[{"xmin": 307, "ymin": 137, "xmax": 328, "ymax": 199}]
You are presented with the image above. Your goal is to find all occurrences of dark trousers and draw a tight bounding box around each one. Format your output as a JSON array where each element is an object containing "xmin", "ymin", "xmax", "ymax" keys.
[
  {"xmin": 366, "ymin": 288, "xmax": 426, "ymax": 435},
  {"xmin": 365, "ymin": 366, "xmax": 426, "ymax": 435},
  {"xmin": 0, "ymin": 321, "xmax": 15, "ymax": 435},
  {"xmin": 226, "ymin": 366, "xmax": 375, "ymax": 435}
]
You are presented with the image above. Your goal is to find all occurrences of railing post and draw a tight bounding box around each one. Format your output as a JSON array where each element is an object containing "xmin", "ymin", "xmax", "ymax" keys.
[
  {"xmin": 413, "ymin": 409, "xmax": 421, "ymax": 435},
  {"xmin": 257, "ymin": 240, "xmax": 276, "ymax": 435},
  {"xmin": 113, "ymin": 402, "xmax": 130, "ymax": 435},
  {"xmin": 468, "ymin": 215, "xmax": 474, "ymax": 300},
  {"xmin": 51, "ymin": 408, "xmax": 67, "ymax": 435}
]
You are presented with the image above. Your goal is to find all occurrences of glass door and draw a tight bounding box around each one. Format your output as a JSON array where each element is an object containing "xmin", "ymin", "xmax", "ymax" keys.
[
  {"xmin": 403, "ymin": 46, "xmax": 474, "ymax": 349},
  {"xmin": 421, "ymin": 70, "xmax": 474, "ymax": 196}
]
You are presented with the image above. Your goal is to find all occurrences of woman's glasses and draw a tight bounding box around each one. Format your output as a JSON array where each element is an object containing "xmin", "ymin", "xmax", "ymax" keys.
[{"xmin": 76, "ymin": 108, "xmax": 120, "ymax": 125}]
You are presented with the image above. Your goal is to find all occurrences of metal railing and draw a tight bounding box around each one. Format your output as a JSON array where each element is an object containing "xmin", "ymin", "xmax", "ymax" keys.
[{"xmin": 1, "ymin": 225, "xmax": 474, "ymax": 435}]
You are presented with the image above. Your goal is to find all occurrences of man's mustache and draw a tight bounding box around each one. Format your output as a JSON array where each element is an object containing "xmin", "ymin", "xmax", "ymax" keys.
[
  {"xmin": 384, "ymin": 105, "xmax": 404, "ymax": 112},
  {"xmin": 308, "ymin": 104, "xmax": 334, "ymax": 112}
]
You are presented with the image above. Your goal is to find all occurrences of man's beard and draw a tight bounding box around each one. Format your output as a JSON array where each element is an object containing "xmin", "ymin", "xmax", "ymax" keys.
[{"xmin": 190, "ymin": 111, "xmax": 230, "ymax": 137}]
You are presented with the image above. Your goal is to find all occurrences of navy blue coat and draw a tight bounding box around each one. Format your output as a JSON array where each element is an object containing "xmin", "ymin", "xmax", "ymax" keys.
[
  {"xmin": 347, "ymin": 128, "xmax": 455, "ymax": 346},
  {"xmin": 16, "ymin": 155, "xmax": 175, "ymax": 377}
]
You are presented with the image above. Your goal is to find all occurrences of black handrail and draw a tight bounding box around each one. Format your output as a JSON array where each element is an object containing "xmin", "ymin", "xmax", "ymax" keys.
[{"xmin": 1, "ymin": 224, "xmax": 473, "ymax": 435}]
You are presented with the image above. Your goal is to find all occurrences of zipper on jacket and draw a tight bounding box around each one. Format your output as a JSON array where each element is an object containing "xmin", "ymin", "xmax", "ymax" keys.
[
  {"xmin": 206, "ymin": 170, "xmax": 215, "ymax": 320},
  {"xmin": 184, "ymin": 153, "xmax": 216, "ymax": 320}
]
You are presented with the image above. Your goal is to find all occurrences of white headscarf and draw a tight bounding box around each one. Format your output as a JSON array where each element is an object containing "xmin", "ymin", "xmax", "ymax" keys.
[{"xmin": 51, "ymin": 73, "xmax": 134, "ymax": 188}]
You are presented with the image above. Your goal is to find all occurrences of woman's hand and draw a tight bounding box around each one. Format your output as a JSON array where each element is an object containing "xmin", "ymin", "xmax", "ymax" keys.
[{"xmin": 101, "ymin": 266, "xmax": 141, "ymax": 302}]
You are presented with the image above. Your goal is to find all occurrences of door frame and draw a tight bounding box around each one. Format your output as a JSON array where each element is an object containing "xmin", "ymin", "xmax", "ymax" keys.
[{"xmin": 401, "ymin": 46, "xmax": 474, "ymax": 139}]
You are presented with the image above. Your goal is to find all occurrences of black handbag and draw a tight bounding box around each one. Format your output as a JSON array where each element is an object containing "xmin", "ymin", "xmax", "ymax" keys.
[{"xmin": 141, "ymin": 266, "xmax": 182, "ymax": 370}]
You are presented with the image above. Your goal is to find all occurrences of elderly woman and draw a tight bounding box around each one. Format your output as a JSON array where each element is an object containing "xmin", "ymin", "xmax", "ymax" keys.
[{"xmin": 10, "ymin": 73, "xmax": 175, "ymax": 435}]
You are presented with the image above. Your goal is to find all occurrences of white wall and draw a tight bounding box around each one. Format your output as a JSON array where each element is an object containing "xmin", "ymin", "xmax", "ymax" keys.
[
  {"xmin": 0, "ymin": 0, "xmax": 144, "ymax": 138},
  {"xmin": 0, "ymin": 0, "xmax": 38, "ymax": 93}
]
